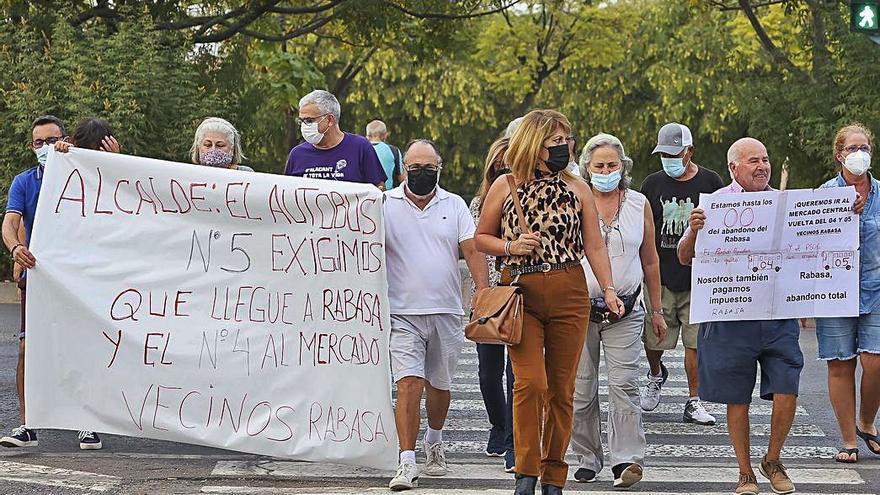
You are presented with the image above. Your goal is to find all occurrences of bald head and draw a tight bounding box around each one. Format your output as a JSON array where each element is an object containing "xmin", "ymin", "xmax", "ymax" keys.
[
  {"xmin": 403, "ymin": 139, "xmax": 442, "ymax": 168},
  {"xmin": 727, "ymin": 137, "xmax": 771, "ymax": 192},
  {"xmin": 366, "ymin": 120, "xmax": 387, "ymax": 141}
]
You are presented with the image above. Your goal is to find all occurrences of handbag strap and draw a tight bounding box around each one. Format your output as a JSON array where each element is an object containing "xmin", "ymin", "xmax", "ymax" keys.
[{"xmin": 506, "ymin": 175, "xmax": 529, "ymax": 234}]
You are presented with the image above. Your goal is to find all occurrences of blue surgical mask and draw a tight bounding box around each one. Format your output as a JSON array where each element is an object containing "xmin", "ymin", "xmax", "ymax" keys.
[
  {"xmin": 35, "ymin": 144, "xmax": 51, "ymax": 167},
  {"xmin": 661, "ymin": 156, "xmax": 686, "ymax": 178},
  {"xmin": 591, "ymin": 170, "xmax": 621, "ymax": 193}
]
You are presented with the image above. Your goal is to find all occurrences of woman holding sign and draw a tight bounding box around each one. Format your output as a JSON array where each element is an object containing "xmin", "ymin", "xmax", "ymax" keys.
[
  {"xmin": 817, "ymin": 124, "xmax": 880, "ymax": 463},
  {"xmin": 569, "ymin": 133, "xmax": 666, "ymax": 489},
  {"xmin": 475, "ymin": 110, "xmax": 622, "ymax": 495}
]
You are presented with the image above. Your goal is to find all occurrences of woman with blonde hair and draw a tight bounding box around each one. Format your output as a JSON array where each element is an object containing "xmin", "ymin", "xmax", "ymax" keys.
[
  {"xmin": 817, "ymin": 123, "xmax": 880, "ymax": 463},
  {"xmin": 475, "ymin": 109, "xmax": 622, "ymax": 494},
  {"xmin": 470, "ymin": 137, "xmax": 515, "ymax": 472},
  {"xmin": 190, "ymin": 117, "xmax": 253, "ymax": 171}
]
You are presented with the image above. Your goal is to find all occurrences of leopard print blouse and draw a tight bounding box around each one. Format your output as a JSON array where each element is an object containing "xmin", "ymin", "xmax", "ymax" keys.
[{"xmin": 501, "ymin": 172, "xmax": 583, "ymax": 268}]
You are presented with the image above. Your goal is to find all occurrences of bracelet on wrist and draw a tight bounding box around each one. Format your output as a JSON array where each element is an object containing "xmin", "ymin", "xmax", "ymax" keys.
[
  {"xmin": 602, "ymin": 285, "xmax": 616, "ymax": 293},
  {"xmin": 504, "ymin": 240, "xmax": 512, "ymax": 257},
  {"xmin": 10, "ymin": 243, "xmax": 21, "ymax": 255},
  {"xmin": 651, "ymin": 309, "xmax": 664, "ymax": 316}
]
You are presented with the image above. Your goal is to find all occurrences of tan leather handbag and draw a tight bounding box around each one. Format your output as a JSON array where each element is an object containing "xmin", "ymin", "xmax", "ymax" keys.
[{"xmin": 465, "ymin": 175, "xmax": 527, "ymax": 346}]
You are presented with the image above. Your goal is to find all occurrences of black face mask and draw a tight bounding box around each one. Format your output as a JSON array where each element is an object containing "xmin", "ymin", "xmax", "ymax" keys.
[
  {"xmin": 544, "ymin": 144, "xmax": 570, "ymax": 173},
  {"xmin": 406, "ymin": 168, "xmax": 439, "ymax": 196}
]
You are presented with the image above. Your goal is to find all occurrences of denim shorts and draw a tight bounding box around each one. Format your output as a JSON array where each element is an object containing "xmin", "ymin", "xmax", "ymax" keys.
[
  {"xmin": 697, "ymin": 319, "xmax": 804, "ymax": 404},
  {"xmin": 815, "ymin": 312, "xmax": 880, "ymax": 360}
]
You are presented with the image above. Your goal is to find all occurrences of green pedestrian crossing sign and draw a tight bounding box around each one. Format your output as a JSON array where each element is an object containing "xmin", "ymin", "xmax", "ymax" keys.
[{"xmin": 852, "ymin": 2, "xmax": 880, "ymax": 33}]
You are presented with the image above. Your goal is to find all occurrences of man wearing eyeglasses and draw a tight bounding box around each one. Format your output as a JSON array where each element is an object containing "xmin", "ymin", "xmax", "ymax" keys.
[
  {"xmin": 0, "ymin": 115, "xmax": 103, "ymax": 451},
  {"xmin": 284, "ymin": 89, "xmax": 387, "ymax": 189},
  {"xmin": 384, "ymin": 140, "xmax": 489, "ymax": 491}
]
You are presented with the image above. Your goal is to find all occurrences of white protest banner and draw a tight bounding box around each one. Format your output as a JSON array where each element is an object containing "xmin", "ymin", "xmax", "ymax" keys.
[
  {"xmin": 25, "ymin": 148, "xmax": 398, "ymax": 470},
  {"xmin": 690, "ymin": 187, "xmax": 859, "ymax": 323}
]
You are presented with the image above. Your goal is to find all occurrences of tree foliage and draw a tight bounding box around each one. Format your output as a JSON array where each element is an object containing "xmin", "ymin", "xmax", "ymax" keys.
[{"xmin": 1, "ymin": 0, "xmax": 880, "ymax": 279}]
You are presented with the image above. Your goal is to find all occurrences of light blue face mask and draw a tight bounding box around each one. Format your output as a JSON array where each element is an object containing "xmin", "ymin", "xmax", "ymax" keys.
[
  {"xmin": 35, "ymin": 144, "xmax": 51, "ymax": 167},
  {"xmin": 661, "ymin": 156, "xmax": 686, "ymax": 178},
  {"xmin": 591, "ymin": 169, "xmax": 622, "ymax": 193}
]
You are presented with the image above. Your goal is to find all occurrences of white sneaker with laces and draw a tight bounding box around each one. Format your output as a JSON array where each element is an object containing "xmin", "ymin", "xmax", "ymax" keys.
[
  {"xmin": 389, "ymin": 461, "xmax": 419, "ymax": 491},
  {"xmin": 683, "ymin": 398, "xmax": 716, "ymax": 425},
  {"xmin": 423, "ymin": 441, "xmax": 448, "ymax": 476},
  {"xmin": 640, "ymin": 375, "xmax": 663, "ymax": 412}
]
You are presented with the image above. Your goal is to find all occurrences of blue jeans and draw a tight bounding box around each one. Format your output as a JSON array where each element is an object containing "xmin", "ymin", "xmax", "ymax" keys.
[
  {"xmin": 477, "ymin": 343, "xmax": 514, "ymax": 450},
  {"xmin": 816, "ymin": 312, "xmax": 880, "ymax": 360}
]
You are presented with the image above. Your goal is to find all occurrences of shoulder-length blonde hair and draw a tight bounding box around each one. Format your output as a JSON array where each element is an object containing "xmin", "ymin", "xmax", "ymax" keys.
[
  {"xmin": 506, "ymin": 109, "xmax": 575, "ymax": 185},
  {"xmin": 477, "ymin": 137, "xmax": 509, "ymax": 210},
  {"xmin": 833, "ymin": 123, "xmax": 874, "ymax": 164}
]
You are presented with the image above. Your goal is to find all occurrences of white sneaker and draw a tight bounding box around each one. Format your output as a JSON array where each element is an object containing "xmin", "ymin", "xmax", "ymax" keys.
[
  {"xmin": 423, "ymin": 441, "xmax": 448, "ymax": 476},
  {"xmin": 389, "ymin": 461, "xmax": 419, "ymax": 491},
  {"xmin": 640, "ymin": 375, "xmax": 663, "ymax": 411},
  {"xmin": 683, "ymin": 398, "xmax": 716, "ymax": 425}
]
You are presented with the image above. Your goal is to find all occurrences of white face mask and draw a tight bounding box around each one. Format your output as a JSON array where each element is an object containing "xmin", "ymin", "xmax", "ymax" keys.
[
  {"xmin": 35, "ymin": 144, "xmax": 51, "ymax": 167},
  {"xmin": 844, "ymin": 150, "xmax": 871, "ymax": 176},
  {"xmin": 300, "ymin": 117, "xmax": 327, "ymax": 146}
]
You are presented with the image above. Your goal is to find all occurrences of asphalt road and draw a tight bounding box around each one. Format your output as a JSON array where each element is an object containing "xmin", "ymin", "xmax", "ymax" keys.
[{"xmin": 0, "ymin": 302, "xmax": 878, "ymax": 494}]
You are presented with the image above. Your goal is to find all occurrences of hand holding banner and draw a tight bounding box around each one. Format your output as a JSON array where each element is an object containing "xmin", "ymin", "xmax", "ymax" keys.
[{"xmin": 690, "ymin": 187, "xmax": 859, "ymax": 323}]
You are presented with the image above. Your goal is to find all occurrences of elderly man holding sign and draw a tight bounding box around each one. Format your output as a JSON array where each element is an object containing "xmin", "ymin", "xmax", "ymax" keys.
[{"xmin": 678, "ymin": 138, "xmax": 803, "ymax": 495}]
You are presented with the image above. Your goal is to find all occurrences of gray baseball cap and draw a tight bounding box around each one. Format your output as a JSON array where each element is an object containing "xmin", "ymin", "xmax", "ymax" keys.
[{"xmin": 652, "ymin": 122, "xmax": 693, "ymax": 155}]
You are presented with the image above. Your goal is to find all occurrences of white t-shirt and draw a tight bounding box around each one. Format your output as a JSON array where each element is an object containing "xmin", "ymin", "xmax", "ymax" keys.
[
  {"xmin": 384, "ymin": 185, "xmax": 475, "ymax": 315},
  {"xmin": 583, "ymin": 189, "xmax": 646, "ymax": 298}
]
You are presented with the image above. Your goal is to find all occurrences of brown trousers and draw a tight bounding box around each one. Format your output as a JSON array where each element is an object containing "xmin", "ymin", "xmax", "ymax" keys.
[{"xmin": 503, "ymin": 265, "xmax": 590, "ymax": 487}]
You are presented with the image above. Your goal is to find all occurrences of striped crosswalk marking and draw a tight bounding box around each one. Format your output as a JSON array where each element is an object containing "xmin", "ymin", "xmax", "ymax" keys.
[
  {"xmin": 205, "ymin": 341, "xmax": 864, "ymax": 493},
  {"xmin": 211, "ymin": 461, "xmax": 863, "ymax": 483},
  {"xmin": 0, "ymin": 460, "xmax": 120, "ymax": 492}
]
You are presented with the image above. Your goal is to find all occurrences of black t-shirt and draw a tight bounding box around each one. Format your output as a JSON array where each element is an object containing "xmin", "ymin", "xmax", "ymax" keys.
[{"xmin": 640, "ymin": 166, "xmax": 725, "ymax": 292}]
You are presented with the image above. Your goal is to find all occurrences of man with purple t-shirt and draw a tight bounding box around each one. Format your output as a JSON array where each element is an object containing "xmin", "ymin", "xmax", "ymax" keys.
[{"xmin": 284, "ymin": 90, "xmax": 387, "ymax": 189}]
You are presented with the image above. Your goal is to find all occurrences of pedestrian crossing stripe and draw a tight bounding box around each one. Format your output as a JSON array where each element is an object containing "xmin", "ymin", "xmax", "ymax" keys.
[
  {"xmin": 201, "ymin": 489, "xmax": 870, "ymax": 495},
  {"xmin": 442, "ymin": 382, "xmax": 759, "ymax": 398},
  {"xmin": 419, "ymin": 420, "xmax": 824, "ymax": 437},
  {"xmin": 0, "ymin": 460, "xmax": 120, "ymax": 492},
  {"xmin": 455, "ymin": 357, "xmax": 689, "ymax": 368},
  {"xmin": 416, "ymin": 399, "xmax": 807, "ymax": 416},
  {"xmin": 210, "ymin": 461, "xmax": 862, "ymax": 482}
]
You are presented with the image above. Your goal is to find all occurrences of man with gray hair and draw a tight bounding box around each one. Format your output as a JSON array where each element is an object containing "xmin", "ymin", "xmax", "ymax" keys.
[
  {"xmin": 639, "ymin": 122, "xmax": 724, "ymax": 426},
  {"xmin": 384, "ymin": 139, "xmax": 489, "ymax": 490},
  {"xmin": 678, "ymin": 138, "xmax": 803, "ymax": 495},
  {"xmin": 285, "ymin": 90, "xmax": 387, "ymax": 188},
  {"xmin": 366, "ymin": 119, "xmax": 403, "ymax": 190}
]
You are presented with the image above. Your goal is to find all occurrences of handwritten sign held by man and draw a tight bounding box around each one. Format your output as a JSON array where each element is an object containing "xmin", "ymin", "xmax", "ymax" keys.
[
  {"xmin": 690, "ymin": 187, "xmax": 859, "ymax": 323},
  {"xmin": 25, "ymin": 148, "xmax": 398, "ymax": 470}
]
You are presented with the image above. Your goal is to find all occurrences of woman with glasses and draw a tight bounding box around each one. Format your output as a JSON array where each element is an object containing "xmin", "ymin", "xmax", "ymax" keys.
[
  {"xmin": 190, "ymin": 117, "xmax": 253, "ymax": 171},
  {"xmin": 816, "ymin": 124, "xmax": 880, "ymax": 463},
  {"xmin": 475, "ymin": 110, "xmax": 622, "ymax": 495},
  {"xmin": 570, "ymin": 133, "xmax": 666, "ymax": 488},
  {"xmin": 470, "ymin": 137, "xmax": 516, "ymax": 472}
]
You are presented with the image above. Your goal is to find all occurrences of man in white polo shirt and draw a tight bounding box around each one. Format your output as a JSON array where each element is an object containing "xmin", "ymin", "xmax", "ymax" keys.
[{"xmin": 385, "ymin": 139, "xmax": 489, "ymax": 491}]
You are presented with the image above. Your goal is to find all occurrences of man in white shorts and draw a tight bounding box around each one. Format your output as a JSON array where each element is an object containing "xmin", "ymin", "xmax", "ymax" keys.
[{"xmin": 384, "ymin": 139, "xmax": 489, "ymax": 491}]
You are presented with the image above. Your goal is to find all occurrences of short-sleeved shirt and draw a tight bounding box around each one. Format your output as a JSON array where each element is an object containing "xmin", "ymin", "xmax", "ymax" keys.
[
  {"xmin": 821, "ymin": 173, "xmax": 880, "ymax": 314},
  {"xmin": 285, "ymin": 133, "xmax": 387, "ymax": 185},
  {"xmin": 371, "ymin": 141, "xmax": 401, "ymax": 190},
  {"xmin": 384, "ymin": 186, "xmax": 475, "ymax": 315},
  {"xmin": 6, "ymin": 166, "xmax": 43, "ymax": 245},
  {"xmin": 640, "ymin": 166, "xmax": 725, "ymax": 292}
]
